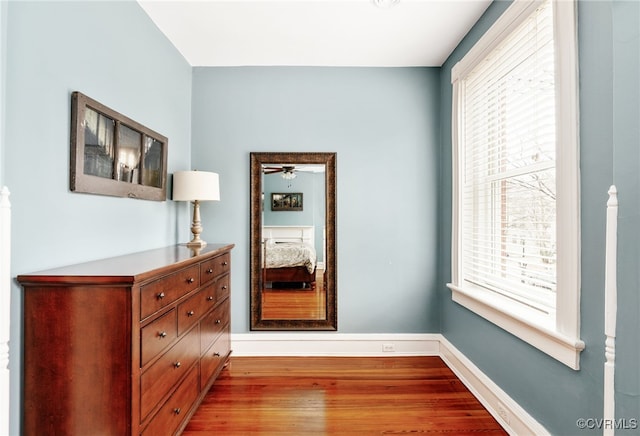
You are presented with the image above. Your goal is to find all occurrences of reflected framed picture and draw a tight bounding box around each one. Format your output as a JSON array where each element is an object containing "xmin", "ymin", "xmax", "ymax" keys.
[
  {"xmin": 70, "ymin": 91, "xmax": 168, "ymax": 201},
  {"xmin": 271, "ymin": 193, "xmax": 303, "ymax": 211}
]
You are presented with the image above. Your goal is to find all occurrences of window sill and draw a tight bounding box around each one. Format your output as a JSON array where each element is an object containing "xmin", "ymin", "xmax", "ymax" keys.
[{"xmin": 447, "ymin": 283, "xmax": 584, "ymax": 370}]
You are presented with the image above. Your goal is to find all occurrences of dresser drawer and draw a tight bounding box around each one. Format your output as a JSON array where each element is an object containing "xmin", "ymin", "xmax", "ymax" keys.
[
  {"xmin": 200, "ymin": 252, "xmax": 231, "ymax": 285},
  {"xmin": 141, "ymin": 309, "xmax": 178, "ymax": 367},
  {"xmin": 200, "ymin": 299, "xmax": 229, "ymax": 353},
  {"xmin": 140, "ymin": 327, "xmax": 199, "ymax": 420},
  {"xmin": 201, "ymin": 327, "xmax": 230, "ymax": 388},
  {"xmin": 214, "ymin": 274, "xmax": 230, "ymax": 302},
  {"xmin": 177, "ymin": 285, "xmax": 216, "ymax": 336},
  {"xmin": 140, "ymin": 265, "xmax": 200, "ymax": 319},
  {"xmin": 141, "ymin": 365, "xmax": 199, "ymax": 436}
]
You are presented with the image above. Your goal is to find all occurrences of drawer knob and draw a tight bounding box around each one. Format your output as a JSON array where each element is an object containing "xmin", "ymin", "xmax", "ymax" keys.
[
  {"xmin": 213, "ymin": 352, "xmax": 221, "ymax": 357},
  {"xmin": 207, "ymin": 296, "xmax": 214, "ymax": 301},
  {"xmin": 187, "ymin": 310, "xmax": 195, "ymax": 317},
  {"xmin": 174, "ymin": 408, "xmax": 181, "ymax": 415},
  {"xmin": 222, "ymin": 285, "xmax": 228, "ymax": 290},
  {"xmin": 222, "ymin": 261, "xmax": 228, "ymax": 266},
  {"xmin": 159, "ymin": 331, "xmax": 167, "ymax": 338},
  {"xmin": 187, "ymin": 277, "xmax": 195, "ymax": 284},
  {"xmin": 174, "ymin": 361, "xmax": 181, "ymax": 369},
  {"xmin": 207, "ymin": 268, "xmax": 213, "ymax": 274},
  {"xmin": 215, "ymin": 319, "xmax": 221, "ymax": 324},
  {"xmin": 157, "ymin": 292, "xmax": 165, "ymax": 300}
]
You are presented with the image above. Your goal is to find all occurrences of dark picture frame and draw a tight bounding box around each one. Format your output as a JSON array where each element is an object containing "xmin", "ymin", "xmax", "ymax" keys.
[
  {"xmin": 70, "ymin": 91, "xmax": 168, "ymax": 201},
  {"xmin": 271, "ymin": 193, "xmax": 303, "ymax": 211}
]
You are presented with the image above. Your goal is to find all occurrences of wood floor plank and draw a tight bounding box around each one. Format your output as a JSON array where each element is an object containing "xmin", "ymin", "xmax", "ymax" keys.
[{"xmin": 182, "ymin": 356, "xmax": 507, "ymax": 435}]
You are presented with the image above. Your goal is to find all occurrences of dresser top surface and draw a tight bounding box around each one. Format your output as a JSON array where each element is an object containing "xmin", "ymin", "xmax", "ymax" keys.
[{"xmin": 17, "ymin": 243, "xmax": 234, "ymax": 285}]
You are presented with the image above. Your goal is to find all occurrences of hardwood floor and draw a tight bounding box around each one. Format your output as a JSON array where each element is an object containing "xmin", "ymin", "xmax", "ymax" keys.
[{"xmin": 182, "ymin": 356, "xmax": 508, "ymax": 435}]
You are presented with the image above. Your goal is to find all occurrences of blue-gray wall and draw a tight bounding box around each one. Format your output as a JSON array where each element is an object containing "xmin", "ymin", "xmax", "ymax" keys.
[
  {"xmin": 4, "ymin": 1, "xmax": 193, "ymax": 434},
  {"xmin": 611, "ymin": 0, "xmax": 640, "ymax": 425},
  {"xmin": 438, "ymin": 1, "xmax": 640, "ymax": 434},
  {"xmin": 0, "ymin": 1, "xmax": 6, "ymax": 183},
  {"xmin": 191, "ymin": 67, "xmax": 441, "ymax": 333},
  {"xmin": 264, "ymin": 172, "xmax": 320, "ymax": 228}
]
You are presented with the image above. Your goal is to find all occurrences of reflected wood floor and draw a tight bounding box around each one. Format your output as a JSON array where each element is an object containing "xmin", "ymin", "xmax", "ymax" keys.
[
  {"xmin": 182, "ymin": 356, "xmax": 508, "ymax": 435},
  {"xmin": 262, "ymin": 269, "xmax": 326, "ymax": 320}
]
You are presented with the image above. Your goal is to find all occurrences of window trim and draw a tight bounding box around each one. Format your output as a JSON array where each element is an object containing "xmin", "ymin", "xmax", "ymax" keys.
[{"xmin": 448, "ymin": 0, "xmax": 584, "ymax": 370}]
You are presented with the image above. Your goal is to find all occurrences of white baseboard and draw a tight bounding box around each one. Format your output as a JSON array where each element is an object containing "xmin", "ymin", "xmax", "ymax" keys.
[
  {"xmin": 230, "ymin": 332, "xmax": 548, "ymax": 435},
  {"xmin": 438, "ymin": 336, "xmax": 549, "ymax": 436},
  {"xmin": 231, "ymin": 333, "xmax": 440, "ymax": 356}
]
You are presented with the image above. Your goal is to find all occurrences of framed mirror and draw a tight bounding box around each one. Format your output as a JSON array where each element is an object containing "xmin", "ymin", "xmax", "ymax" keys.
[{"xmin": 250, "ymin": 152, "xmax": 337, "ymax": 330}]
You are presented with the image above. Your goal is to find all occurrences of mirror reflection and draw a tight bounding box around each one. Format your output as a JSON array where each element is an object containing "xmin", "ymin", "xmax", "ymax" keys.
[
  {"xmin": 250, "ymin": 152, "xmax": 336, "ymax": 330},
  {"xmin": 262, "ymin": 164, "xmax": 325, "ymax": 320}
]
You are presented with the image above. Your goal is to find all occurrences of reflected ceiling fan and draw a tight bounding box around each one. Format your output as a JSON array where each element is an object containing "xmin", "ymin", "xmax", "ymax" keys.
[{"xmin": 263, "ymin": 165, "xmax": 318, "ymax": 180}]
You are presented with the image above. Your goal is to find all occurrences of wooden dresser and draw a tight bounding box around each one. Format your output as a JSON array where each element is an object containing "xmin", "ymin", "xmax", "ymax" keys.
[{"xmin": 17, "ymin": 243, "xmax": 234, "ymax": 435}]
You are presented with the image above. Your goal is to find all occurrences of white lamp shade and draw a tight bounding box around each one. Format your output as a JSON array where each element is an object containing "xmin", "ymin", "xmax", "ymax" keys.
[{"xmin": 172, "ymin": 171, "xmax": 220, "ymax": 201}]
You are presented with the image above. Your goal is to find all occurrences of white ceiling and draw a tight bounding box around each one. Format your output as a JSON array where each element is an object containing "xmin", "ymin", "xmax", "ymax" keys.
[{"xmin": 137, "ymin": 0, "xmax": 492, "ymax": 67}]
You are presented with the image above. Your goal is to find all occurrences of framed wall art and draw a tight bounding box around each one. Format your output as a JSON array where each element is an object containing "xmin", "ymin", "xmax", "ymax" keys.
[
  {"xmin": 271, "ymin": 193, "xmax": 303, "ymax": 211},
  {"xmin": 70, "ymin": 91, "xmax": 168, "ymax": 201}
]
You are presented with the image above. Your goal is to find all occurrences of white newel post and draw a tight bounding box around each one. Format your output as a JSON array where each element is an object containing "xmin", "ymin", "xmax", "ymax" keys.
[
  {"xmin": 0, "ymin": 0, "xmax": 8, "ymax": 430},
  {"xmin": 0, "ymin": 1, "xmax": 9, "ymax": 432},
  {"xmin": 604, "ymin": 185, "xmax": 618, "ymax": 436},
  {"xmin": 0, "ymin": 187, "xmax": 10, "ymax": 435}
]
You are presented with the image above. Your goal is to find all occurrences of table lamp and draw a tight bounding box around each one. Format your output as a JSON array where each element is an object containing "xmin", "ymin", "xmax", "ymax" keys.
[{"xmin": 172, "ymin": 170, "xmax": 220, "ymax": 247}]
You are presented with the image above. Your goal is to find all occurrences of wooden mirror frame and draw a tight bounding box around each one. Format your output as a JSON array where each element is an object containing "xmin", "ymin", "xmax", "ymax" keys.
[{"xmin": 250, "ymin": 152, "xmax": 337, "ymax": 330}]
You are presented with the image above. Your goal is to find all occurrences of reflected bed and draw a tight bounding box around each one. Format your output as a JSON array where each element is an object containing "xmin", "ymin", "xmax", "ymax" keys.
[{"xmin": 263, "ymin": 226, "xmax": 317, "ymax": 290}]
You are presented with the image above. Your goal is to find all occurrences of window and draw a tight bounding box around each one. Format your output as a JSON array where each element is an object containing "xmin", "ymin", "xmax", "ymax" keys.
[{"xmin": 448, "ymin": 0, "xmax": 583, "ymax": 369}]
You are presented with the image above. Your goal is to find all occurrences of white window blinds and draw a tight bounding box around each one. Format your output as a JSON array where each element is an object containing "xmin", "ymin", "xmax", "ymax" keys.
[
  {"xmin": 449, "ymin": 0, "xmax": 581, "ymax": 369},
  {"xmin": 460, "ymin": 0, "xmax": 556, "ymax": 312}
]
